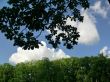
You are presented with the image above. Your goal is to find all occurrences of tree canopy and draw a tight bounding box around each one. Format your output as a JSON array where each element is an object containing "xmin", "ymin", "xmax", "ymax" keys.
[
  {"xmin": 0, "ymin": 0, "xmax": 89, "ymax": 49},
  {"xmin": 0, "ymin": 56, "xmax": 110, "ymax": 82}
]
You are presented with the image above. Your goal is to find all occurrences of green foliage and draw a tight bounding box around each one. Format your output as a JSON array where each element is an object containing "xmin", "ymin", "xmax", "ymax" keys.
[
  {"xmin": 0, "ymin": 56, "xmax": 110, "ymax": 82},
  {"xmin": 0, "ymin": 63, "xmax": 14, "ymax": 82},
  {"xmin": 0, "ymin": 0, "xmax": 89, "ymax": 49}
]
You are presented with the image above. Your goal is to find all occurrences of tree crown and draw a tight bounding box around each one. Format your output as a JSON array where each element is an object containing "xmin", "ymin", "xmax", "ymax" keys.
[{"xmin": 0, "ymin": 0, "xmax": 89, "ymax": 49}]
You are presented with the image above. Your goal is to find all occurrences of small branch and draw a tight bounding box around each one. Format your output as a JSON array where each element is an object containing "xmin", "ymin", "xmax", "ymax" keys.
[
  {"xmin": 20, "ymin": 27, "xmax": 27, "ymax": 33},
  {"xmin": 36, "ymin": 29, "xmax": 43, "ymax": 38}
]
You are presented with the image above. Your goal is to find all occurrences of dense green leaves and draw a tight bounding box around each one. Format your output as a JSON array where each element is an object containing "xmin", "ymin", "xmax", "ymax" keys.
[
  {"xmin": 0, "ymin": 63, "xmax": 14, "ymax": 82},
  {"xmin": 0, "ymin": 0, "xmax": 89, "ymax": 49},
  {"xmin": 0, "ymin": 56, "xmax": 110, "ymax": 82}
]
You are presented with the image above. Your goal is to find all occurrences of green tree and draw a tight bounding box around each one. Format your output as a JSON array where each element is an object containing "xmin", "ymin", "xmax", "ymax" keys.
[
  {"xmin": 36, "ymin": 58, "xmax": 54, "ymax": 82},
  {"xmin": 0, "ymin": 0, "xmax": 89, "ymax": 49},
  {"xmin": 13, "ymin": 63, "xmax": 28, "ymax": 82},
  {"xmin": 88, "ymin": 56, "xmax": 110, "ymax": 82},
  {"xmin": 106, "ymin": 58, "xmax": 110, "ymax": 82},
  {"xmin": 76, "ymin": 57, "xmax": 91, "ymax": 82},
  {"xmin": 0, "ymin": 63, "xmax": 14, "ymax": 82},
  {"xmin": 0, "ymin": 56, "xmax": 110, "ymax": 82}
]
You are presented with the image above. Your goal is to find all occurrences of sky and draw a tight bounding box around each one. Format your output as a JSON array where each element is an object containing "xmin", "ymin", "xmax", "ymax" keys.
[{"xmin": 0, "ymin": 0, "xmax": 110, "ymax": 64}]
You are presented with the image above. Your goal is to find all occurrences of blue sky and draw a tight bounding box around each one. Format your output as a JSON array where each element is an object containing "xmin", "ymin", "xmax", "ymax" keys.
[{"xmin": 0, "ymin": 0, "xmax": 110, "ymax": 64}]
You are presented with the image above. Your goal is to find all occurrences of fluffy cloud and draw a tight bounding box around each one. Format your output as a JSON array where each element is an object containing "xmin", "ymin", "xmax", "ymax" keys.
[
  {"xmin": 90, "ymin": 1, "xmax": 109, "ymax": 18},
  {"xmin": 77, "ymin": 11, "xmax": 99, "ymax": 45},
  {"xmin": 66, "ymin": 1, "xmax": 110, "ymax": 45},
  {"xmin": 48, "ymin": 1, "xmax": 110, "ymax": 45},
  {"xmin": 99, "ymin": 46, "xmax": 110, "ymax": 57},
  {"xmin": 66, "ymin": 10, "xmax": 100, "ymax": 45},
  {"xmin": 9, "ymin": 41, "xmax": 70, "ymax": 64}
]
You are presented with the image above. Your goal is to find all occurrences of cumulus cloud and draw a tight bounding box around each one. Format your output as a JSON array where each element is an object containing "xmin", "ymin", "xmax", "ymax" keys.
[
  {"xmin": 77, "ymin": 11, "xmax": 99, "ymax": 45},
  {"xmin": 66, "ymin": 10, "xmax": 100, "ymax": 45},
  {"xmin": 99, "ymin": 46, "xmax": 110, "ymax": 57},
  {"xmin": 48, "ymin": 1, "xmax": 110, "ymax": 45},
  {"xmin": 50, "ymin": 10, "xmax": 100, "ymax": 45},
  {"xmin": 9, "ymin": 41, "xmax": 70, "ymax": 64},
  {"xmin": 66, "ymin": 1, "xmax": 110, "ymax": 45},
  {"xmin": 90, "ymin": 1, "xmax": 109, "ymax": 18}
]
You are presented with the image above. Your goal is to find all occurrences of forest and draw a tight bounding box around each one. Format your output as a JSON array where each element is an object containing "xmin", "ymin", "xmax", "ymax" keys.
[
  {"xmin": 0, "ymin": 0, "xmax": 110, "ymax": 82},
  {"xmin": 0, "ymin": 55, "xmax": 110, "ymax": 82}
]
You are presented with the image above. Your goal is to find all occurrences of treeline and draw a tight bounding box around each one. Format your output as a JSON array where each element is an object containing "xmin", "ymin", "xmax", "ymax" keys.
[{"xmin": 0, "ymin": 56, "xmax": 110, "ymax": 82}]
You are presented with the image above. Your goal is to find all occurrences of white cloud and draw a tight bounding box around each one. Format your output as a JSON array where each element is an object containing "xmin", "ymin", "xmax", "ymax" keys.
[
  {"xmin": 99, "ymin": 46, "xmax": 110, "ymax": 58},
  {"xmin": 9, "ymin": 41, "xmax": 70, "ymax": 64},
  {"xmin": 51, "ymin": 10, "xmax": 100, "ymax": 45},
  {"xmin": 90, "ymin": 1, "xmax": 109, "ymax": 18},
  {"xmin": 47, "ymin": 1, "xmax": 110, "ymax": 46},
  {"xmin": 77, "ymin": 11, "xmax": 99, "ymax": 45},
  {"xmin": 66, "ymin": 10, "xmax": 100, "ymax": 45},
  {"xmin": 99, "ymin": 46, "xmax": 110, "ymax": 57},
  {"xmin": 100, "ymin": 46, "xmax": 108, "ymax": 56}
]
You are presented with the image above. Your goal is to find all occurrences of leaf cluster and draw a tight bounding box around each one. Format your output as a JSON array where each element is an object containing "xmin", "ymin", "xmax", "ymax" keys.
[{"xmin": 0, "ymin": 0, "xmax": 89, "ymax": 49}]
